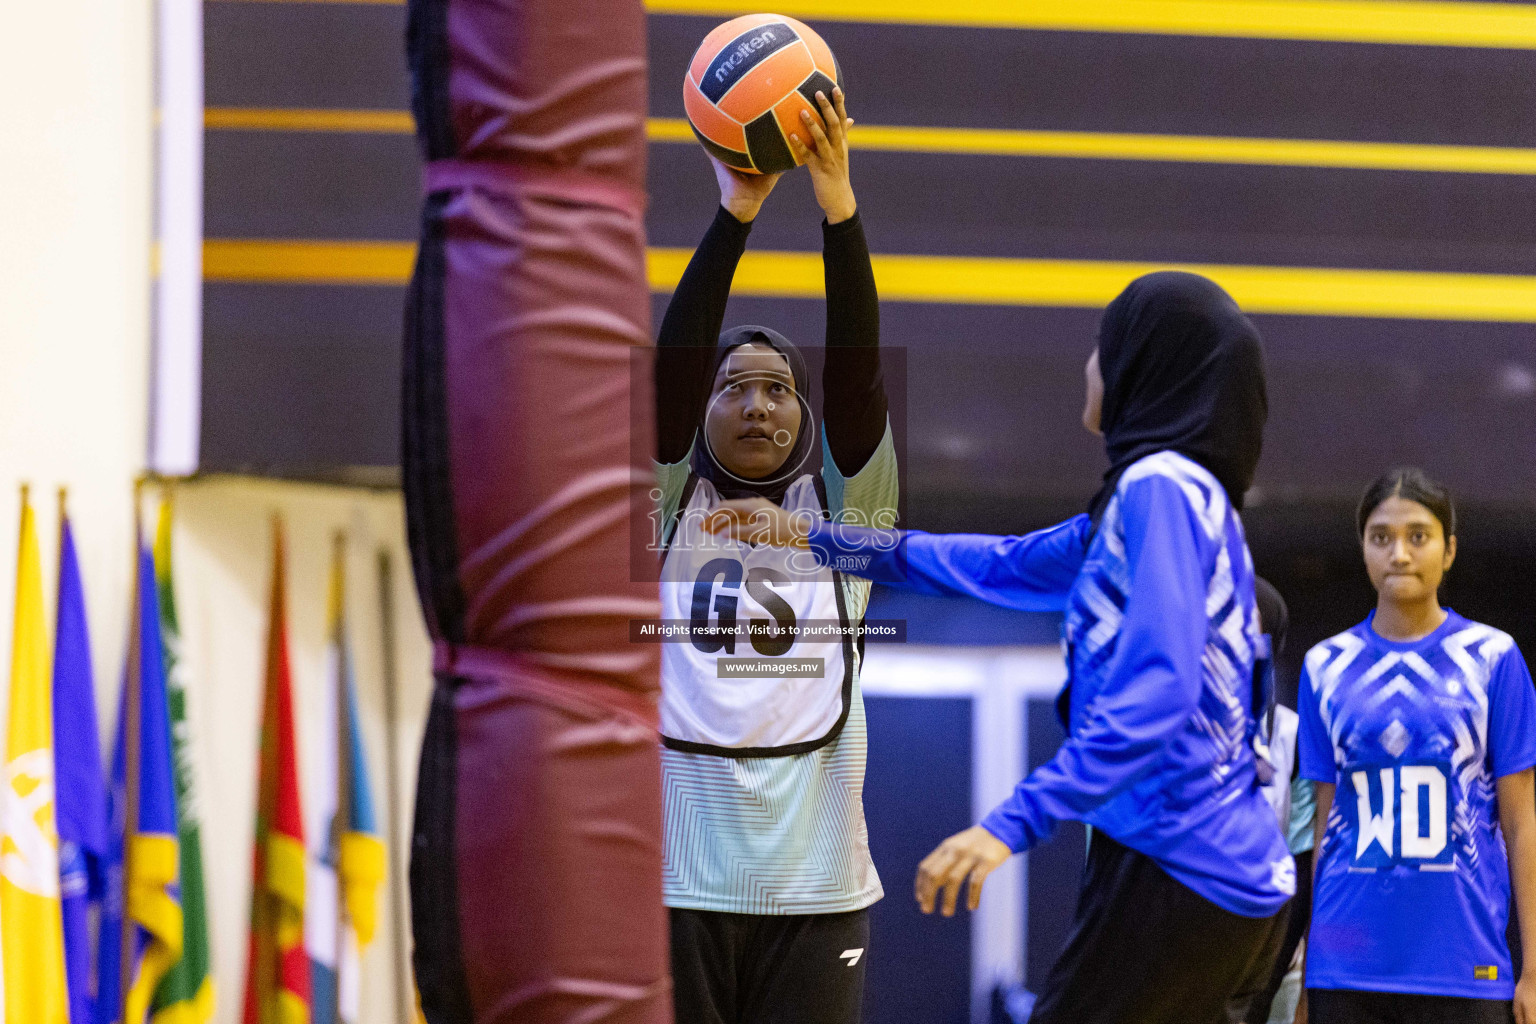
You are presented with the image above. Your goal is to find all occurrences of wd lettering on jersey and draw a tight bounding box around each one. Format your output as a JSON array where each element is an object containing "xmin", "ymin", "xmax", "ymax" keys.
[
  {"xmin": 1348, "ymin": 762, "xmax": 1452, "ymax": 869},
  {"xmin": 700, "ymin": 23, "xmax": 797, "ymax": 102}
]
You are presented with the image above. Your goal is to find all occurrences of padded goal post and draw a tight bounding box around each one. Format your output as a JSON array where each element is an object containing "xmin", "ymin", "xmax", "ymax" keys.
[{"xmin": 401, "ymin": 0, "xmax": 670, "ymax": 1020}]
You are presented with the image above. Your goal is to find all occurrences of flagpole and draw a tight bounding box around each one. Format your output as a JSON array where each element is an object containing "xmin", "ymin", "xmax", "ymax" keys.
[
  {"xmin": 120, "ymin": 480, "xmax": 145, "ymax": 1024},
  {"xmin": 333, "ymin": 531, "xmax": 350, "ymax": 1024},
  {"xmin": 375, "ymin": 548, "xmax": 411, "ymax": 1024},
  {"xmin": 57, "ymin": 487, "xmax": 68, "ymax": 616},
  {"xmin": 253, "ymin": 516, "xmax": 282, "ymax": 1024}
]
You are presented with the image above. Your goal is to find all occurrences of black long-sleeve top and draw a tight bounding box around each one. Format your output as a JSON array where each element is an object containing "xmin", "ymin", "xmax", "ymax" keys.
[{"xmin": 655, "ymin": 206, "xmax": 887, "ymax": 477}]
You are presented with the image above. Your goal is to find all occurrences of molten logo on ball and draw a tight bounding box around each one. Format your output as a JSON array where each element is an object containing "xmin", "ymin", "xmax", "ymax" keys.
[{"xmin": 715, "ymin": 29, "xmax": 780, "ymax": 84}]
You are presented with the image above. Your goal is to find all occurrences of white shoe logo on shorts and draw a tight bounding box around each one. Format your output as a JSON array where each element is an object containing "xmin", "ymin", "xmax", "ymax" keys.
[{"xmin": 840, "ymin": 948, "xmax": 863, "ymax": 967}]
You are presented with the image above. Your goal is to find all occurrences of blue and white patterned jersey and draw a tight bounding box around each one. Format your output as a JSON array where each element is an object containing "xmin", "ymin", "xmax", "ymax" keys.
[
  {"xmin": 1299, "ymin": 611, "xmax": 1536, "ymax": 998},
  {"xmin": 807, "ymin": 450, "xmax": 1294, "ymax": 916},
  {"xmin": 1023, "ymin": 451, "xmax": 1292, "ymax": 915}
]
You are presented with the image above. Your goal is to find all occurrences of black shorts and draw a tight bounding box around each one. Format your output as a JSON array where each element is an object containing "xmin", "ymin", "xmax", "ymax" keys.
[
  {"xmin": 1029, "ymin": 832, "xmax": 1288, "ymax": 1024},
  {"xmin": 669, "ymin": 907, "xmax": 869, "ymax": 1024},
  {"xmin": 1245, "ymin": 849, "xmax": 1313, "ymax": 1023},
  {"xmin": 1307, "ymin": 988, "xmax": 1514, "ymax": 1024}
]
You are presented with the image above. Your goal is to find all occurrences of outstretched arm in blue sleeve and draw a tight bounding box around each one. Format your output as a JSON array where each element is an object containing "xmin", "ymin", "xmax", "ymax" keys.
[
  {"xmin": 979, "ymin": 475, "xmax": 1215, "ymax": 851},
  {"xmin": 806, "ymin": 514, "xmax": 1091, "ymax": 613}
]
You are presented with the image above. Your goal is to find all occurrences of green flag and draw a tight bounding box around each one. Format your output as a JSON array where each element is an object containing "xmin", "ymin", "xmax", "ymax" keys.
[{"xmin": 151, "ymin": 498, "xmax": 216, "ymax": 1024}]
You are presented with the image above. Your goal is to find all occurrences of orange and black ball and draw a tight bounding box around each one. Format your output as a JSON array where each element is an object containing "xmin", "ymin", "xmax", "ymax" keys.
[{"xmin": 684, "ymin": 14, "xmax": 844, "ymax": 175}]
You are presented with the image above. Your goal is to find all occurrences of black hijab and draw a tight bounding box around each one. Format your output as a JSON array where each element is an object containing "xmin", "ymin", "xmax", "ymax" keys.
[
  {"xmin": 691, "ymin": 325, "xmax": 816, "ymax": 503},
  {"xmin": 1254, "ymin": 576, "xmax": 1289, "ymax": 655},
  {"xmin": 1087, "ymin": 272, "xmax": 1268, "ymax": 524}
]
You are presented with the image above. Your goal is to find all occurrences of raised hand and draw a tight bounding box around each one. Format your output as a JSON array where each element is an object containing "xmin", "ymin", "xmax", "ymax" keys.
[
  {"xmin": 710, "ymin": 154, "xmax": 783, "ymax": 224},
  {"xmin": 788, "ymin": 86, "xmax": 857, "ymax": 224}
]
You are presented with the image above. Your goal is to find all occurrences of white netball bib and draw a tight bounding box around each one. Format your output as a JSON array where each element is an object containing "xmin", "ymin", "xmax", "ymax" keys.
[{"xmin": 659, "ymin": 474, "xmax": 853, "ymax": 757}]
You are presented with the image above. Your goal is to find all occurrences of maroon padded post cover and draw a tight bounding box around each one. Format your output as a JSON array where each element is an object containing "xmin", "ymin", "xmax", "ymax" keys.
[{"xmin": 402, "ymin": 0, "xmax": 669, "ymax": 1019}]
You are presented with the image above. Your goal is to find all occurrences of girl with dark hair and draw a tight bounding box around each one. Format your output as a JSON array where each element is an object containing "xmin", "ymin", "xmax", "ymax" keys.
[
  {"xmin": 654, "ymin": 88, "xmax": 897, "ymax": 1024},
  {"xmin": 1297, "ymin": 469, "xmax": 1536, "ymax": 1024},
  {"xmin": 710, "ymin": 271, "xmax": 1293, "ymax": 1023}
]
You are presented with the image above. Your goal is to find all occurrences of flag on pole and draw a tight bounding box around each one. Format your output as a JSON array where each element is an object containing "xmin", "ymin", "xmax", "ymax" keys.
[
  {"xmin": 243, "ymin": 521, "xmax": 311, "ymax": 1024},
  {"xmin": 99, "ymin": 538, "xmax": 184, "ymax": 1024},
  {"xmin": 151, "ymin": 498, "xmax": 215, "ymax": 1024},
  {"xmin": 55, "ymin": 498, "xmax": 110, "ymax": 1024},
  {"xmin": 1, "ymin": 487, "xmax": 70, "ymax": 1024},
  {"xmin": 306, "ymin": 536, "xmax": 387, "ymax": 1024}
]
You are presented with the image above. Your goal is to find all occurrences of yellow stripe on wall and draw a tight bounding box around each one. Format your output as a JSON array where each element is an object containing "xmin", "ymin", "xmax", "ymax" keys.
[
  {"xmin": 649, "ymin": 118, "xmax": 1536, "ymax": 176},
  {"xmin": 203, "ymin": 239, "xmax": 1536, "ymax": 323},
  {"xmin": 205, "ymin": 109, "xmax": 1536, "ymax": 176},
  {"xmin": 204, "ymin": 239, "xmax": 416, "ymax": 284},
  {"xmin": 205, "ymin": 108, "xmax": 414, "ymax": 133},
  {"xmin": 653, "ymin": 249, "xmax": 1536, "ymax": 322},
  {"xmin": 206, "ymin": 0, "xmax": 1536, "ymax": 50},
  {"xmin": 645, "ymin": 0, "xmax": 1536, "ymax": 49}
]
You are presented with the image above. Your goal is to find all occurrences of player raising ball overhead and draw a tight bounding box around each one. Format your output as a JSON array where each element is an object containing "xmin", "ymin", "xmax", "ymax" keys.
[
  {"xmin": 1298, "ymin": 469, "xmax": 1536, "ymax": 1024},
  {"xmin": 656, "ymin": 45, "xmax": 897, "ymax": 1024}
]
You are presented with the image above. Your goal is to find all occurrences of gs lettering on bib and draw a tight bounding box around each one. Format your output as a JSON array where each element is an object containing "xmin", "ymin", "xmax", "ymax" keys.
[{"xmin": 659, "ymin": 474, "xmax": 853, "ymax": 757}]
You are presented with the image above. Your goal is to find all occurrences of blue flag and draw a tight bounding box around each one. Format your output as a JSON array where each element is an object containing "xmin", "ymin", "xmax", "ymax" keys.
[
  {"xmin": 307, "ymin": 544, "xmax": 386, "ymax": 1024},
  {"xmin": 98, "ymin": 543, "xmax": 183, "ymax": 1024},
  {"xmin": 54, "ymin": 514, "xmax": 109, "ymax": 1024}
]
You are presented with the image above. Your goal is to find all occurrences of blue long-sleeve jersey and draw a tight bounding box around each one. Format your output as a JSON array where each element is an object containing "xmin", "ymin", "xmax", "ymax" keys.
[{"xmin": 808, "ymin": 451, "xmax": 1295, "ymax": 916}]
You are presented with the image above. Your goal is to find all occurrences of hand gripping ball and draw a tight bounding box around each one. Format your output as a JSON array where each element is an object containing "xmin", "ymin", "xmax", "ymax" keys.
[{"xmin": 684, "ymin": 14, "xmax": 844, "ymax": 175}]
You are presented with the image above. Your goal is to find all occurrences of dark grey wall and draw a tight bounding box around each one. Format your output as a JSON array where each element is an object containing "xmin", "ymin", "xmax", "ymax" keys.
[{"xmin": 201, "ymin": 4, "xmax": 1536, "ymax": 512}]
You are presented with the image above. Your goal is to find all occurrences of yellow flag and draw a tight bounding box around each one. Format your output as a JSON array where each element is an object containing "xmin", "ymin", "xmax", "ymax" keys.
[{"xmin": 1, "ymin": 490, "xmax": 69, "ymax": 1024}]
